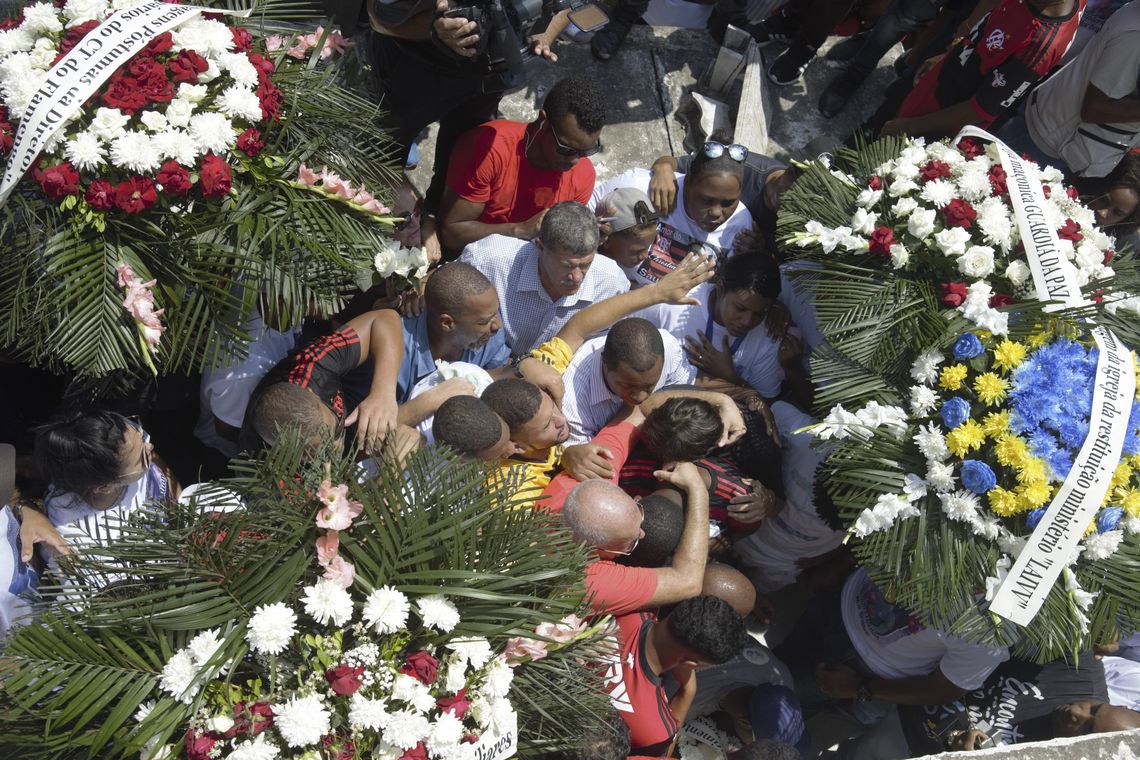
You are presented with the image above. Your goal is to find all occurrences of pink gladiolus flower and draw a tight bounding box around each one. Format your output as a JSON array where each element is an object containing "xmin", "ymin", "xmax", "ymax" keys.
[
  {"xmin": 352, "ymin": 189, "xmax": 375, "ymax": 206},
  {"xmin": 298, "ymin": 163, "xmax": 320, "ymax": 187},
  {"xmin": 322, "ymin": 29, "xmax": 348, "ymax": 58},
  {"xmin": 361, "ymin": 199, "xmax": 390, "ymax": 214},
  {"xmin": 316, "ymin": 530, "xmax": 339, "ymax": 566},
  {"xmin": 264, "ymin": 34, "xmax": 287, "ymax": 51},
  {"xmin": 286, "ymin": 43, "xmax": 309, "ymax": 59},
  {"xmin": 116, "ymin": 262, "xmax": 137, "ymax": 288},
  {"xmin": 317, "ymin": 480, "xmax": 349, "ymax": 510},
  {"xmin": 502, "ymin": 637, "xmax": 548, "ymax": 666},
  {"xmin": 141, "ymin": 319, "xmax": 164, "ymax": 351},
  {"xmin": 335, "ymin": 182, "xmax": 356, "ymax": 200},
  {"xmin": 535, "ymin": 614, "xmax": 587, "ymax": 643},
  {"xmin": 319, "ymin": 169, "xmax": 347, "ymax": 195},
  {"xmin": 316, "ymin": 489, "xmax": 363, "ymax": 531},
  {"xmin": 323, "ymin": 555, "xmax": 356, "ymax": 588}
]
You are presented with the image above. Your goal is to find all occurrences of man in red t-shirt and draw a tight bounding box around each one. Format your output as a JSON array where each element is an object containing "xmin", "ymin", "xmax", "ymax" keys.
[
  {"xmin": 603, "ymin": 596, "xmax": 749, "ymax": 756},
  {"xmin": 438, "ymin": 75, "xmax": 605, "ymax": 254},
  {"xmin": 879, "ymin": 0, "xmax": 1084, "ymax": 138}
]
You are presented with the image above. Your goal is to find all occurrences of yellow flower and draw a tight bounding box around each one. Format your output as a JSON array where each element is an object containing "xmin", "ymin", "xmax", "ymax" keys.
[
  {"xmin": 1017, "ymin": 480, "xmax": 1052, "ymax": 509},
  {"xmin": 974, "ymin": 373, "xmax": 1009, "ymax": 406},
  {"xmin": 1131, "ymin": 454, "xmax": 1140, "ymax": 470},
  {"xmin": 992, "ymin": 340, "xmax": 1027, "ymax": 373},
  {"xmin": 995, "ymin": 435, "xmax": 1030, "ymax": 468},
  {"xmin": 1084, "ymin": 517, "xmax": 1097, "ymax": 536},
  {"xmin": 1112, "ymin": 463, "xmax": 1133, "ymax": 490},
  {"xmin": 947, "ymin": 420, "xmax": 986, "ymax": 456},
  {"xmin": 982, "ymin": 411, "xmax": 1010, "ymax": 438},
  {"xmin": 988, "ymin": 487, "xmax": 1020, "ymax": 517},
  {"xmin": 1120, "ymin": 488, "xmax": 1140, "ymax": 517},
  {"xmin": 1017, "ymin": 457, "xmax": 1048, "ymax": 485},
  {"xmin": 939, "ymin": 364, "xmax": 969, "ymax": 391},
  {"xmin": 1027, "ymin": 331, "xmax": 1052, "ymax": 349}
]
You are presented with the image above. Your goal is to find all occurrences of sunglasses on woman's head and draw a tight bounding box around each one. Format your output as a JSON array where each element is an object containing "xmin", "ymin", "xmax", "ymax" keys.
[{"xmin": 702, "ymin": 142, "xmax": 747, "ymax": 162}]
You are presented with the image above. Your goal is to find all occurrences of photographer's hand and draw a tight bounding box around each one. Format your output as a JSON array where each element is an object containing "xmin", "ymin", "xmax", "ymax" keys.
[{"xmin": 433, "ymin": 0, "xmax": 480, "ymax": 57}]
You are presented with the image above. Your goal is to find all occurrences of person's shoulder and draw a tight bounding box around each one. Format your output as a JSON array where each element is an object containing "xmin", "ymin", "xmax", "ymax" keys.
[
  {"xmin": 461, "ymin": 234, "xmax": 529, "ymax": 262},
  {"xmin": 657, "ymin": 328, "xmax": 684, "ymax": 352},
  {"xmin": 588, "ymin": 252, "xmax": 631, "ymax": 285}
]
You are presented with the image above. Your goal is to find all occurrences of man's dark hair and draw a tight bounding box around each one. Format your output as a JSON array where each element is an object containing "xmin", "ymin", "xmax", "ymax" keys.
[
  {"xmin": 601, "ymin": 318, "xmax": 663, "ymax": 373},
  {"xmin": 540, "ymin": 707, "xmax": 630, "ymax": 760},
  {"xmin": 733, "ymin": 740, "xmax": 802, "ymax": 760},
  {"xmin": 432, "ymin": 396, "xmax": 503, "ymax": 457},
  {"xmin": 720, "ymin": 252, "xmax": 782, "ymax": 300},
  {"xmin": 482, "ymin": 379, "xmax": 542, "ymax": 432},
  {"xmin": 34, "ymin": 410, "xmax": 130, "ymax": 494},
  {"xmin": 641, "ymin": 398, "xmax": 723, "ymax": 462},
  {"xmin": 667, "ymin": 595, "xmax": 748, "ymax": 664},
  {"xmin": 425, "ymin": 261, "xmax": 494, "ymax": 319},
  {"xmin": 543, "ymin": 75, "xmax": 605, "ymax": 134},
  {"xmin": 250, "ymin": 382, "xmax": 328, "ymax": 446},
  {"xmin": 723, "ymin": 403, "xmax": 784, "ymax": 498},
  {"xmin": 619, "ymin": 493, "xmax": 683, "ymax": 568}
]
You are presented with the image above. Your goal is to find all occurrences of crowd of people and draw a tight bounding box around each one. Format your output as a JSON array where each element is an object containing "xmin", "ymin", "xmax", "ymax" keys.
[{"xmin": 4, "ymin": 0, "xmax": 1140, "ymax": 756}]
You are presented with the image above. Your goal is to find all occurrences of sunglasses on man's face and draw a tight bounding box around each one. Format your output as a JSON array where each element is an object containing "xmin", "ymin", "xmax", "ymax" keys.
[
  {"xmin": 547, "ymin": 118, "xmax": 603, "ymax": 158},
  {"xmin": 702, "ymin": 141, "xmax": 747, "ymax": 162}
]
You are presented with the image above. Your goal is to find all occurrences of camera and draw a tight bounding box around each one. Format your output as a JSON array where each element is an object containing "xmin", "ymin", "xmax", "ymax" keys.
[{"xmin": 436, "ymin": 0, "xmax": 550, "ymax": 90}]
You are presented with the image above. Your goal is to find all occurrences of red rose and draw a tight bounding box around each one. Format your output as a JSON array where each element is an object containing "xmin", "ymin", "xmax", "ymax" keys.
[
  {"xmin": 246, "ymin": 51, "xmax": 275, "ymax": 81},
  {"xmin": 939, "ymin": 282, "xmax": 968, "ymax": 308},
  {"xmin": 1066, "ymin": 186, "xmax": 1079, "ymax": 200},
  {"xmin": 1058, "ymin": 218, "xmax": 1083, "ymax": 241},
  {"xmin": 941, "ymin": 199, "xmax": 977, "ymax": 228},
  {"xmin": 85, "ymin": 179, "xmax": 115, "ymax": 210},
  {"xmin": 231, "ymin": 26, "xmax": 254, "ymax": 51},
  {"xmin": 60, "ymin": 19, "xmax": 99, "ymax": 55},
  {"xmin": 228, "ymin": 700, "xmax": 275, "ymax": 738},
  {"xmin": 868, "ymin": 226, "xmax": 895, "ymax": 256},
  {"xmin": 34, "ymin": 161, "xmax": 80, "ymax": 199},
  {"xmin": 257, "ymin": 80, "xmax": 283, "ymax": 121},
  {"xmin": 157, "ymin": 160, "xmax": 193, "ymax": 195},
  {"xmin": 325, "ymin": 664, "xmax": 365, "ymax": 696},
  {"xmin": 400, "ymin": 651, "xmax": 440, "ymax": 685},
  {"xmin": 114, "ymin": 176, "xmax": 158, "ymax": 214},
  {"xmin": 237, "ymin": 127, "xmax": 264, "ymax": 157},
  {"xmin": 199, "ymin": 153, "xmax": 232, "ymax": 198},
  {"xmin": 989, "ymin": 293, "xmax": 1015, "ymax": 307},
  {"xmin": 437, "ymin": 689, "xmax": 472, "ymax": 719},
  {"xmin": 919, "ymin": 160, "xmax": 952, "ymax": 182},
  {"xmin": 868, "ymin": 175, "xmax": 882, "ymax": 191},
  {"xmin": 398, "ymin": 742, "xmax": 429, "ymax": 760},
  {"xmin": 185, "ymin": 730, "xmax": 218, "ymax": 760},
  {"xmin": 956, "ymin": 137, "xmax": 983, "ymax": 159},
  {"xmin": 0, "ymin": 122, "xmax": 13, "ymax": 153},
  {"xmin": 102, "ymin": 76, "xmax": 148, "ymax": 113},
  {"xmin": 987, "ymin": 165, "xmax": 1007, "ymax": 195},
  {"xmin": 1104, "ymin": 249, "xmax": 1116, "ymax": 264},
  {"xmin": 170, "ymin": 50, "xmax": 208, "ymax": 84},
  {"xmin": 142, "ymin": 31, "xmax": 173, "ymax": 56}
]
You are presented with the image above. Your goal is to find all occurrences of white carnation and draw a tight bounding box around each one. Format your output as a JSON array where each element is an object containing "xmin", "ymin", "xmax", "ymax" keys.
[
  {"xmin": 228, "ymin": 734, "xmax": 280, "ymax": 760},
  {"xmin": 891, "ymin": 197, "xmax": 918, "ymax": 217},
  {"xmin": 417, "ymin": 594, "xmax": 460, "ymax": 632},
  {"xmin": 246, "ymin": 602, "xmax": 297, "ymax": 655},
  {"xmin": 0, "ymin": 28, "xmax": 36, "ymax": 57},
  {"xmin": 273, "ymin": 694, "xmax": 330, "ymax": 748},
  {"xmin": 1082, "ymin": 530, "xmax": 1124, "ymax": 561},
  {"xmin": 301, "ymin": 579, "xmax": 354, "ymax": 627},
  {"xmin": 220, "ymin": 51, "xmax": 259, "ymax": 86},
  {"xmin": 899, "ymin": 141, "xmax": 927, "ymax": 164},
  {"xmin": 139, "ymin": 111, "xmax": 168, "ymax": 133},
  {"xmin": 391, "ymin": 672, "xmax": 438, "ymax": 714},
  {"xmin": 152, "ymin": 128, "xmax": 199, "ymax": 165},
  {"xmin": 171, "ymin": 19, "xmax": 235, "ymax": 57},
  {"xmin": 164, "ymin": 98, "xmax": 195, "ymax": 128},
  {"xmin": 909, "ymin": 385, "xmax": 938, "ymax": 416},
  {"xmin": 428, "ymin": 711, "xmax": 466, "ymax": 757},
  {"xmin": 158, "ymin": 650, "xmax": 199, "ymax": 704},
  {"xmin": 384, "ymin": 708, "xmax": 432, "ymax": 750},
  {"xmin": 920, "ymin": 178, "xmax": 956, "ymax": 208},
  {"xmin": 89, "ymin": 107, "xmax": 130, "ymax": 142},
  {"xmin": 110, "ymin": 131, "xmax": 161, "ymax": 173},
  {"xmin": 482, "ymin": 657, "xmax": 514, "ymax": 699},
  {"xmin": 906, "ymin": 208, "xmax": 936, "ymax": 240},
  {"xmin": 188, "ymin": 112, "xmax": 235, "ymax": 155},
  {"xmin": 63, "ymin": 0, "xmax": 108, "ymax": 23},
  {"xmin": 28, "ymin": 40, "xmax": 57, "ymax": 70},
  {"xmin": 850, "ymin": 208, "xmax": 878, "ymax": 235},
  {"xmin": 22, "ymin": 3, "xmax": 63, "ymax": 34},
  {"xmin": 362, "ymin": 585, "xmax": 410, "ymax": 633},
  {"xmin": 110, "ymin": 0, "xmax": 149, "ymax": 8},
  {"xmin": 64, "ymin": 132, "xmax": 106, "ymax": 172},
  {"xmin": 958, "ymin": 245, "xmax": 995, "ymax": 278},
  {"xmin": 934, "ymin": 227, "xmax": 971, "ymax": 256},
  {"xmin": 216, "ymin": 85, "xmax": 262, "ymax": 123},
  {"xmin": 909, "ymin": 348, "xmax": 943, "ymax": 385},
  {"xmin": 349, "ymin": 693, "xmax": 389, "ymax": 731},
  {"xmin": 187, "ymin": 628, "xmax": 224, "ymax": 666}
]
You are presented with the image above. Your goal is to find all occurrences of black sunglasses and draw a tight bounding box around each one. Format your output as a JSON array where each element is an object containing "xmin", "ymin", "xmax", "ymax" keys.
[
  {"xmin": 547, "ymin": 118, "xmax": 603, "ymax": 158},
  {"xmin": 702, "ymin": 141, "xmax": 747, "ymax": 162}
]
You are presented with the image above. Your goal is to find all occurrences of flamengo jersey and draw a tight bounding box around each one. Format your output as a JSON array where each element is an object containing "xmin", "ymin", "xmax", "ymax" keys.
[
  {"xmin": 604, "ymin": 611, "xmax": 678, "ymax": 756},
  {"xmin": 899, "ymin": 0, "xmax": 1085, "ymax": 126}
]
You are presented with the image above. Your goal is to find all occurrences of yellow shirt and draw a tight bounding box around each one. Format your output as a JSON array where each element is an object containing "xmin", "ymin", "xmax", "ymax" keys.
[{"xmin": 488, "ymin": 337, "xmax": 574, "ymax": 508}]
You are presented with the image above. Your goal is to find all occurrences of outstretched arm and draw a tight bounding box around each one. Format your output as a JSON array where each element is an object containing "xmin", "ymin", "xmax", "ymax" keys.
[{"xmin": 343, "ymin": 309, "xmax": 405, "ymax": 453}]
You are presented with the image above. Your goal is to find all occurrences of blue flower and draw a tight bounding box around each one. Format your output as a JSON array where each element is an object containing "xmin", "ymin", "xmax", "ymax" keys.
[
  {"xmin": 953, "ymin": 333, "xmax": 985, "ymax": 361},
  {"xmin": 1026, "ymin": 508, "xmax": 1047, "ymax": 530},
  {"xmin": 1098, "ymin": 507, "xmax": 1124, "ymax": 533},
  {"xmin": 961, "ymin": 460, "xmax": 998, "ymax": 494},
  {"xmin": 940, "ymin": 397, "xmax": 971, "ymax": 430}
]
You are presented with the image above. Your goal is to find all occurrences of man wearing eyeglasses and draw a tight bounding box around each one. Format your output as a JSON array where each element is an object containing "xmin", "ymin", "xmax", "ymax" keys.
[{"xmin": 437, "ymin": 75, "xmax": 606, "ymax": 255}]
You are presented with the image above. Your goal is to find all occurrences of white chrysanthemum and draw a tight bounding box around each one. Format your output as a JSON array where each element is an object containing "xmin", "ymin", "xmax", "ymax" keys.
[
  {"xmin": 891, "ymin": 196, "xmax": 918, "ymax": 218},
  {"xmin": 247, "ymin": 602, "xmax": 297, "ymax": 655},
  {"xmin": 110, "ymin": 131, "xmax": 161, "ymax": 173},
  {"xmin": 914, "ymin": 423, "xmax": 950, "ymax": 462},
  {"xmin": 152, "ymin": 128, "xmax": 199, "ymax": 165},
  {"xmin": 188, "ymin": 112, "xmax": 235, "ymax": 155},
  {"xmin": 488, "ymin": 698, "xmax": 516, "ymax": 734},
  {"xmin": 219, "ymin": 51, "xmax": 259, "ymax": 86},
  {"xmin": 1123, "ymin": 516, "xmax": 1140, "ymax": 535},
  {"xmin": 89, "ymin": 107, "xmax": 129, "ymax": 142},
  {"xmin": 1004, "ymin": 260, "xmax": 1030, "ymax": 287},
  {"xmin": 933, "ymin": 227, "xmax": 971, "ymax": 257},
  {"xmin": 164, "ymin": 97, "xmax": 194, "ymax": 128},
  {"xmin": 301, "ymin": 579, "xmax": 354, "ymax": 627},
  {"xmin": 158, "ymin": 649, "xmax": 199, "ymax": 703},
  {"xmin": 217, "ymin": 85, "xmax": 262, "ymax": 122},
  {"xmin": 187, "ymin": 629, "xmax": 224, "ymax": 667},
  {"xmin": 856, "ymin": 187, "xmax": 882, "ymax": 208},
  {"xmin": 909, "ymin": 385, "xmax": 938, "ymax": 416},
  {"xmin": 392, "ymin": 672, "xmax": 438, "ymax": 714},
  {"xmin": 889, "ymin": 243, "xmax": 909, "ymax": 270},
  {"xmin": 959, "ymin": 245, "xmax": 995, "ymax": 278},
  {"xmin": 171, "ymin": 18, "xmax": 235, "ymax": 57},
  {"xmin": 482, "ymin": 657, "xmax": 514, "ymax": 699},
  {"xmin": 427, "ymin": 711, "xmax": 466, "ymax": 757},
  {"xmin": 1083, "ymin": 530, "xmax": 1124, "ymax": 561},
  {"xmin": 906, "ymin": 208, "xmax": 936, "ymax": 240},
  {"xmin": 63, "ymin": 0, "xmax": 108, "ymax": 23},
  {"xmin": 447, "ymin": 637, "xmax": 494, "ymax": 669},
  {"xmin": 273, "ymin": 694, "xmax": 330, "ymax": 748},
  {"xmin": 417, "ymin": 594, "xmax": 460, "ymax": 632},
  {"xmin": 919, "ymin": 178, "xmax": 956, "ymax": 208},
  {"xmin": 228, "ymin": 734, "xmax": 280, "ymax": 760},
  {"xmin": 938, "ymin": 490, "xmax": 980, "ymax": 524},
  {"xmin": 850, "ymin": 207, "xmax": 877, "ymax": 236},
  {"xmin": 0, "ymin": 50, "xmax": 36, "ymax": 85},
  {"xmin": 1074, "ymin": 240, "xmax": 1103, "ymax": 272},
  {"xmin": 349, "ymin": 693, "xmax": 389, "ymax": 731},
  {"xmin": 65, "ymin": 132, "xmax": 106, "ymax": 172},
  {"xmin": 139, "ymin": 111, "xmax": 168, "ymax": 133},
  {"xmin": 384, "ymin": 708, "xmax": 432, "ymax": 750},
  {"xmin": 954, "ymin": 169, "xmax": 992, "ymax": 202},
  {"xmin": 22, "ymin": 3, "xmax": 64, "ymax": 34},
  {"xmin": 976, "ymin": 199, "xmax": 1014, "ymax": 251},
  {"xmin": 361, "ymin": 585, "xmax": 410, "ymax": 633},
  {"xmin": 0, "ymin": 28, "xmax": 35, "ymax": 57},
  {"xmin": 909, "ymin": 348, "xmax": 943, "ymax": 385}
]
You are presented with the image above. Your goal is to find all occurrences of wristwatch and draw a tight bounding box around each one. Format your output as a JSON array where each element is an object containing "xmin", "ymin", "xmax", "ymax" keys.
[
  {"xmin": 855, "ymin": 678, "xmax": 874, "ymax": 702},
  {"xmin": 508, "ymin": 354, "xmax": 528, "ymax": 378}
]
